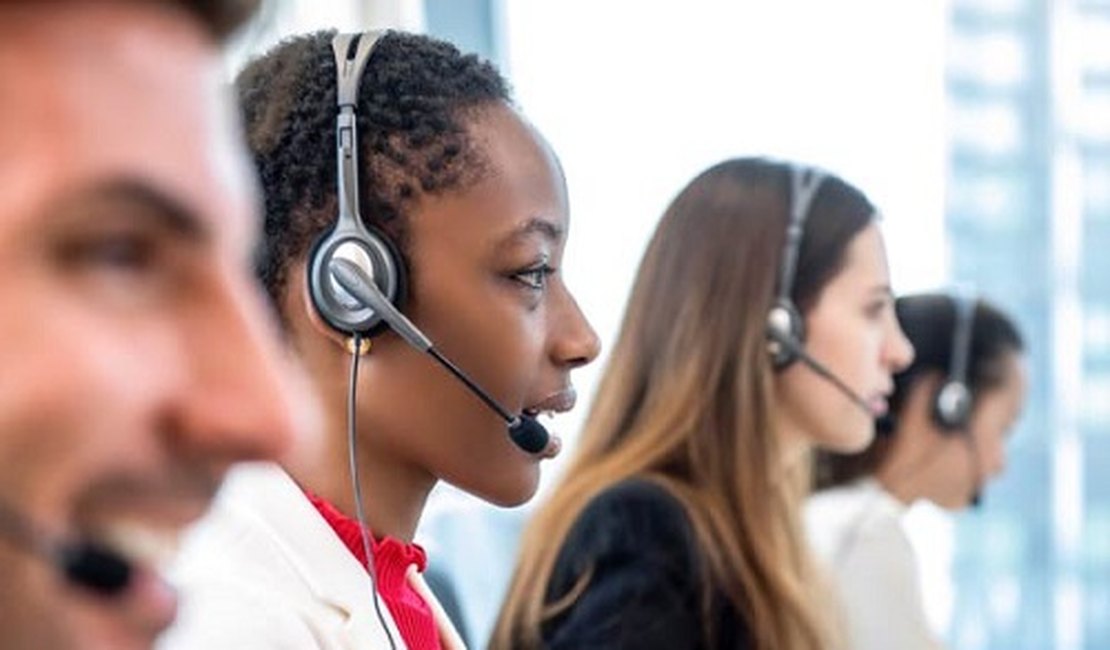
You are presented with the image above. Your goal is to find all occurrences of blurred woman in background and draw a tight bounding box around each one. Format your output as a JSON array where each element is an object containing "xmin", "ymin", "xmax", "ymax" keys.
[{"xmin": 807, "ymin": 292, "xmax": 1026, "ymax": 650}]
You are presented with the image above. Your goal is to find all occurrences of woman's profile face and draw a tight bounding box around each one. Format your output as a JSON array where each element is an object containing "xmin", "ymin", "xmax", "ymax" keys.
[
  {"xmin": 776, "ymin": 223, "xmax": 915, "ymax": 454},
  {"xmin": 969, "ymin": 351, "xmax": 1027, "ymax": 479},
  {"xmin": 357, "ymin": 103, "xmax": 600, "ymax": 506},
  {"xmin": 931, "ymin": 349, "xmax": 1027, "ymax": 509}
]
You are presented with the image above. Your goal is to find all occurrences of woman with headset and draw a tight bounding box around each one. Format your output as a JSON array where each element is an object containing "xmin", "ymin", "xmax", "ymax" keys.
[
  {"xmin": 161, "ymin": 30, "xmax": 599, "ymax": 649},
  {"xmin": 492, "ymin": 158, "xmax": 914, "ymax": 650},
  {"xmin": 806, "ymin": 293, "xmax": 1026, "ymax": 650}
]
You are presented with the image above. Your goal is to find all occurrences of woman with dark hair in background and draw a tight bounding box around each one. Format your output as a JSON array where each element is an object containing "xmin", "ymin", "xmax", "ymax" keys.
[
  {"xmin": 492, "ymin": 157, "xmax": 914, "ymax": 650},
  {"xmin": 807, "ymin": 293, "xmax": 1026, "ymax": 650}
]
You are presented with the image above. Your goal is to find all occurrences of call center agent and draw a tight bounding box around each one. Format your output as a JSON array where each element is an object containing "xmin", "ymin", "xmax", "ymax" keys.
[
  {"xmin": 492, "ymin": 158, "xmax": 914, "ymax": 650},
  {"xmin": 807, "ymin": 293, "xmax": 1026, "ymax": 650},
  {"xmin": 160, "ymin": 29, "xmax": 600, "ymax": 650},
  {"xmin": 0, "ymin": 1, "xmax": 315, "ymax": 649}
]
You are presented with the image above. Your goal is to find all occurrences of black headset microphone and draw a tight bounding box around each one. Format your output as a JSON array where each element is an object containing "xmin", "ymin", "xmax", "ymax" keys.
[
  {"xmin": 328, "ymin": 258, "xmax": 551, "ymax": 453},
  {"xmin": 0, "ymin": 500, "xmax": 132, "ymax": 597},
  {"xmin": 765, "ymin": 322, "xmax": 874, "ymax": 417}
]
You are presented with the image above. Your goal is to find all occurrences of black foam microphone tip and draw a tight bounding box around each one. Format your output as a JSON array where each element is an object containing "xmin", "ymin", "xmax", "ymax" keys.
[
  {"xmin": 59, "ymin": 541, "xmax": 132, "ymax": 597},
  {"xmin": 875, "ymin": 413, "xmax": 897, "ymax": 438},
  {"xmin": 509, "ymin": 415, "xmax": 550, "ymax": 454}
]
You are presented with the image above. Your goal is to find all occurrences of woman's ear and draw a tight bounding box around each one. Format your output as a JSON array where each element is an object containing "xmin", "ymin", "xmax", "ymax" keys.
[
  {"xmin": 900, "ymin": 371, "xmax": 948, "ymax": 437},
  {"xmin": 285, "ymin": 260, "xmax": 353, "ymax": 354}
]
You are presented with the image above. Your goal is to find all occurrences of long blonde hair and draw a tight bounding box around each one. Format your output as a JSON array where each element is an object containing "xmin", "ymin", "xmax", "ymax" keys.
[{"xmin": 492, "ymin": 158, "xmax": 875, "ymax": 650}]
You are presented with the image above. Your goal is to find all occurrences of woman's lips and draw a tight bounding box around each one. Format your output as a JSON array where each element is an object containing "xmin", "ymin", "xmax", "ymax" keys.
[
  {"xmin": 869, "ymin": 396, "xmax": 890, "ymax": 418},
  {"xmin": 525, "ymin": 388, "xmax": 578, "ymax": 417}
]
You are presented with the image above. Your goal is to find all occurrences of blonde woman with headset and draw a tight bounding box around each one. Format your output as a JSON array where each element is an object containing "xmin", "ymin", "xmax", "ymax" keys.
[{"xmin": 493, "ymin": 158, "xmax": 914, "ymax": 650}]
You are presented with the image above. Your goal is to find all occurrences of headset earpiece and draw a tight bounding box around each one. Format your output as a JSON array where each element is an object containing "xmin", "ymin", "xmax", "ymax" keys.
[
  {"xmin": 767, "ymin": 298, "xmax": 805, "ymax": 369},
  {"xmin": 932, "ymin": 293, "xmax": 977, "ymax": 431},
  {"xmin": 933, "ymin": 379, "xmax": 972, "ymax": 430},
  {"xmin": 306, "ymin": 30, "xmax": 406, "ymax": 338},
  {"xmin": 766, "ymin": 164, "xmax": 825, "ymax": 369},
  {"xmin": 308, "ymin": 226, "xmax": 405, "ymax": 337}
]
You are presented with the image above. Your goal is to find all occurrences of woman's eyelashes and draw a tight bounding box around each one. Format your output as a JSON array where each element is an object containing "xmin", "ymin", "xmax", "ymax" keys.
[{"xmin": 509, "ymin": 258, "xmax": 556, "ymax": 292}]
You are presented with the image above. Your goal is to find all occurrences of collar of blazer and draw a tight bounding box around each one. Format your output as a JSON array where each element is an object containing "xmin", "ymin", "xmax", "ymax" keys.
[
  {"xmin": 222, "ymin": 464, "xmax": 378, "ymax": 612},
  {"xmin": 213, "ymin": 463, "xmax": 467, "ymax": 650}
]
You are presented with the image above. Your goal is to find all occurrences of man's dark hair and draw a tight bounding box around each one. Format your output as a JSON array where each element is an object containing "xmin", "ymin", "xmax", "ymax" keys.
[
  {"xmin": 172, "ymin": 0, "xmax": 260, "ymax": 41},
  {"xmin": 236, "ymin": 29, "xmax": 512, "ymax": 306}
]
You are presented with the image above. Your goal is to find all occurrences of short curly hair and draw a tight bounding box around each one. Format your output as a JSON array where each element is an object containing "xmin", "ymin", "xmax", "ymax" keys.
[{"xmin": 237, "ymin": 29, "xmax": 512, "ymax": 305}]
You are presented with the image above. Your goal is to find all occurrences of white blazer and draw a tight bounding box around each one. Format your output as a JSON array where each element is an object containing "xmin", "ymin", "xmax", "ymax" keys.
[{"xmin": 159, "ymin": 463, "xmax": 467, "ymax": 650}]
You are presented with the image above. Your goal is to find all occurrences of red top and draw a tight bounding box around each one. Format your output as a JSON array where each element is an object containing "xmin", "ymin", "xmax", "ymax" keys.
[{"xmin": 307, "ymin": 493, "xmax": 443, "ymax": 650}]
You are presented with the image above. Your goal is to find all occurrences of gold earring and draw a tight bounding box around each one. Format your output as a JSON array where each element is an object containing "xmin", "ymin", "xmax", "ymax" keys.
[{"xmin": 345, "ymin": 337, "xmax": 372, "ymax": 356}]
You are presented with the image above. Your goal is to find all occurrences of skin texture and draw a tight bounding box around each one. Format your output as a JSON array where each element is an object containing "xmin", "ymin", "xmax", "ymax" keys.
[
  {"xmin": 283, "ymin": 102, "xmax": 600, "ymax": 541},
  {"xmin": 0, "ymin": 3, "xmax": 316, "ymax": 648},
  {"xmin": 776, "ymin": 223, "xmax": 915, "ymax": 455},
  {"xmin": 879, "ymin": 351, "xmax": 1028, "ymax": 508}
]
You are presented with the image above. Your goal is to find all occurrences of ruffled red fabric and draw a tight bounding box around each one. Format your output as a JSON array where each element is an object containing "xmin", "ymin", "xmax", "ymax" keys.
[{"xmin": 307, "ymin": 492, "xmax": 443, "ymax": 650}]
